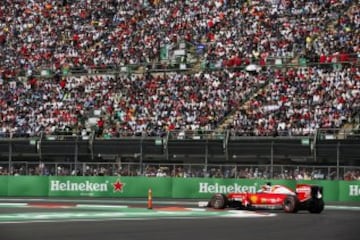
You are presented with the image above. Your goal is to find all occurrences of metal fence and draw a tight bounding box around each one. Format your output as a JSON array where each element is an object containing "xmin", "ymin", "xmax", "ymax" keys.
[
  {"xmin": 1, "ymin": 129, "xmax": 360, "ymax": 177},
  {"xmin": 1, "ymin": 128, "xmax": 359, "ymax": 181},
  {"xmin": 0, "ymin": 161, "xmax": 359, "ymax": 181}
]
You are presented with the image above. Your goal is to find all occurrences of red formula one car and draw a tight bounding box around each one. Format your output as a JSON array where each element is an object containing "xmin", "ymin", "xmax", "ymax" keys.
[{"xmin": 207, "ymin": 183, "xmax": 324, "ymax": 213}]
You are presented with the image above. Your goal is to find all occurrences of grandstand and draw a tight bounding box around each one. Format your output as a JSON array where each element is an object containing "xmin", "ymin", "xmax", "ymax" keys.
[{"xmin": 0, "ymin": 0, "xmax": 359, "ymax": 179}]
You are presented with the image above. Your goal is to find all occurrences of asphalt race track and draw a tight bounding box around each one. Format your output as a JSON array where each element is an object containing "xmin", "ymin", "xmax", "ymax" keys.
[{"xmin": 0, "ymin": 199, "xmax": 359, "ymax": 240}]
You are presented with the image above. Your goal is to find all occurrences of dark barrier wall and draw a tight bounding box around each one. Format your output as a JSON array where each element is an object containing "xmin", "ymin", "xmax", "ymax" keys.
[
  {"xmin": 316, "ymin": 139, "xmax": 360, "ymax": 165},
  {"xmin": 0, "ymin": 137, "xmax": 359, "ymax": 165}
]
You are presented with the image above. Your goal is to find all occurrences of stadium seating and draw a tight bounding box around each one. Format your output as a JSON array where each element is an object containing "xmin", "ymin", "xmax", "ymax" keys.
[{"xmin": 0, "ymin": 0, "xmax": 359, "ymax": 138}]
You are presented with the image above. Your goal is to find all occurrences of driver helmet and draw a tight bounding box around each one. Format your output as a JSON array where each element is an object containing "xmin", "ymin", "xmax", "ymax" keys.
[{"xmin": 262, "ymin": 182, "xmax": 272, "ymax": 191}]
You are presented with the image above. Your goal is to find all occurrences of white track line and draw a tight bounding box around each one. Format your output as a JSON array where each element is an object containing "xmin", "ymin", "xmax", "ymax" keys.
[
  {"xmin": 0, "ymin": 199, "xmax": 359, "ymax": 211},
  {"xmin": 76, "ymin": 204, "xmax": 128, "ymax": 209},
  {"xmin": 0, "ymin": 198, "xmax": 199, "ymax": 205},
  {"xmin": 325, "ymin": 205, "xmax": 360, "ymax": 211},
  {"xmin": 0, "ymin": 203, "xmax": 28, "ymax": 207}
]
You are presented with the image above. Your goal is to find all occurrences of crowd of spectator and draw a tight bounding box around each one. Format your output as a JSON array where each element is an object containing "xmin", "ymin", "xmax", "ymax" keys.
[
  {"xmin": 0, "ymin": 1, "xmax": 359, "ymax": 185},
  {"xmin": 0, "ymin": 163, "xmax": 359, "ymax": 180},
  {"xmin": 229, "ymin": 65, "xmax": 360, "ymax": 136},
  {"xmin": 0, "ymin": 0, "xmax": 359, "ymax": 138},
  {"xmin": 0, "ymin": 0, "xmax": 358, "ymax": 76},
  {"xmin": 0, "ymin": 70, "xmax": 272, "ymax": 137},
  {"xmin": 1, "ymin": 65, "xmax": 358, "ymax": 138},
  {"xmin": 203, "ymin": 0, "xmax": 359, "ymax": 69}
]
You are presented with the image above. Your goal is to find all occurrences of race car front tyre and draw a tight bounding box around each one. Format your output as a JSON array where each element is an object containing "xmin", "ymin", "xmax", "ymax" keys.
[
  {"xmin": 308, "ymin": 199, "xmax": 324, "ymax": 214},
  {"xmin": 209, "ymin": 193, "xmax": 228, "ymax": 209},
  {"xmin": 283, "ymin": 195, "xmax": 299, "ymax": 213}
]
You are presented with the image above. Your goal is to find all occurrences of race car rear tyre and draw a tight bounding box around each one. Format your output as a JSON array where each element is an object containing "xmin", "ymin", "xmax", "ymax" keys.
[
  {"xmin": 308, "ymin": 199, "xmax": 324, "ymax": 214},
  {"xmin": 209, "ymin": 193, "xmax": 228, "ymax": 209},
  {"xmin": 283, "ymin": 195, "xmax": 299, "ymax": 213}
]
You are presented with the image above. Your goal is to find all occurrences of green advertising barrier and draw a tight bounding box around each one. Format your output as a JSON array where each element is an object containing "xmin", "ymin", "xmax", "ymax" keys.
[
  {"xmin": 6, "ymin": 176, "xmax": 49, "ymax": 197},
  {"xmin": 0, "ymin": 176, "xmax": 8, "ymax": 196},
  {"xmin": 48, "ymin": 177, "xmax": 172, "ymax": 198},
  {"xmin": 0, "ymin": 177, "xmax": 359, "ymax": 203},
  {"xmin": 172, "ymin": 178, "xmax": 296, "ymax": 199},
  {"xmin": 338, "ymin": 181, "xmax": 360, "ymax": 202}
]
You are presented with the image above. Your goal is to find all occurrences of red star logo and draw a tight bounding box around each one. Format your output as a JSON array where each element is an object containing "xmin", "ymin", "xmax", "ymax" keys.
[{"xmin": 113, "ymin": 179, "xmax": 125, "ymax": 192}]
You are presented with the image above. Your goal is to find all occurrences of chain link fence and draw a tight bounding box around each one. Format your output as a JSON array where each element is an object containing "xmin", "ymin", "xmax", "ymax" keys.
[{"xmin": 0, "ymin": 161, "xmax": 358, "ymax": 180}]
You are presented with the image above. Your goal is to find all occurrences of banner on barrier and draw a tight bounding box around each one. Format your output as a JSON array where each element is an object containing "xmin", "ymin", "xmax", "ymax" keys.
[
  {"xmin": 0, "ymin": 177, "xmax": 358, "ymax": 202},
  {"xmin": 48, "ymin": 177, "xmax": 172, "ymax": 198},
  {"xmin": 7, "ymin": 176, "xmax": 49, "ymax": 197},
  {"xmin": 339, "ymin": 181, "xmax": 360, "ymax": 202},
  {"xmin": 172, "ymin": 179, "xmax": 296, "ymax": 199},
  {"xmin": 0, "ymin": 176, "xmax": 8, "ymax": 196}
]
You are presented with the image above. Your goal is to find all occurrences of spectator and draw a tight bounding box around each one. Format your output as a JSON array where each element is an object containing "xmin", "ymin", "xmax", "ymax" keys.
[{"xmin": 0, "ymin": 0, "xmax": 358, "ymax": 138}]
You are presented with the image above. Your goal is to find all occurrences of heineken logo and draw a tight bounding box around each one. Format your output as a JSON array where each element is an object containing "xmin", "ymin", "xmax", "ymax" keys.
[
  {"xmin": 50, "ymin": 179, "xmax": 125, "ymax": 193},
  {"xmin": 199, "ymin": 182, "xmax": 257, "ymax": 194},
  {"xmin": 349, "ymin": 185, "xmax": 359, "ymax": 196}
]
